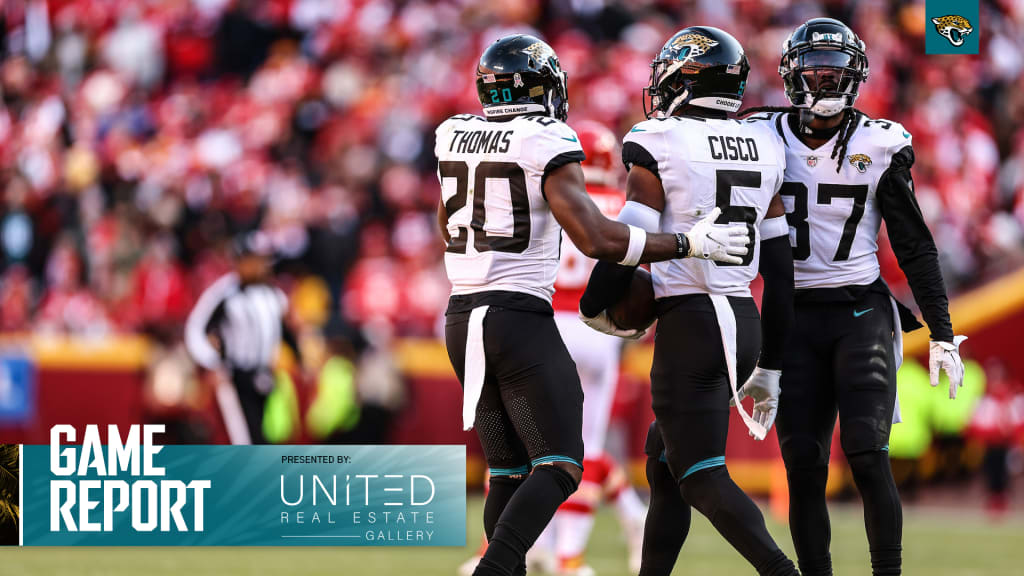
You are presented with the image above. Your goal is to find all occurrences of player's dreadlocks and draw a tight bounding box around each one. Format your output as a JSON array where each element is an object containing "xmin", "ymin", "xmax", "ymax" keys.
[{"xmin": 738, "ymin": 106, "xmax": 864, "ymax": 173}]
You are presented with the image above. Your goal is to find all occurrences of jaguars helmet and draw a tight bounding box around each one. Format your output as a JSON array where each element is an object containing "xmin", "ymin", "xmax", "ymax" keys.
[
  {"xmin": 780, "ymin": 18, "xmax": 869, "ymax": 118},
  {"xmin": 644, "ymin": 26, "xmax": 749, "ymax": 118},
  {"xmin": 476, "ymin": 34, "xmax": 569, "ymax": 122}
]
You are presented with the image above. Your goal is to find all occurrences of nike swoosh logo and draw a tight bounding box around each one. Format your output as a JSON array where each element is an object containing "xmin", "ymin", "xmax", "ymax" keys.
[
  {"xmin": 853, "ymin": 308, "xmax": 874, "ymax": 318},
  {"xmin": 561, "ymin": 135, "xmax": 578, "ymax": 142},
  {"xmin": 630, "ymin": 127, "xmax": 646, "ymax": 133},
  {"xmin": 903, "ymin": 131, "xmax": 911, "ymax": 138}
]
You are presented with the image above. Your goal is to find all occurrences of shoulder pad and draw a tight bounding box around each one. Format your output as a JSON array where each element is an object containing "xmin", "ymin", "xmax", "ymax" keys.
[
  {"xmin": 518, "ymin": 117, "xmax": 580, "ymax": 145},
  {"xmin": 856, "ymin": 115, "xmax": 912, "ymax": 150},
  {"xmin": 437, "ymin": 113, "xmax": 484, "ymax": 133},
  {"xmin": 626, "ymin": 118, "xmax": 678, "ymax": 136}
]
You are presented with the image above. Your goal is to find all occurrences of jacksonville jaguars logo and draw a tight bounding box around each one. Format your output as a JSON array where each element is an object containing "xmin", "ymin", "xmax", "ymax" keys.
[
  {"xmin": 931, "ymin": 15, "xmax": 973, "ymax": 47},
  {"xmin": 669, "ymin": 33, "xmax": 719, "ymax": 61},
  {"xmin": 521, "ymin": 42, "xmax": 555, "ymax": 65},
  {"xmin": 848, "ymin": 154, "xmax": 872, "ymax": 173}
]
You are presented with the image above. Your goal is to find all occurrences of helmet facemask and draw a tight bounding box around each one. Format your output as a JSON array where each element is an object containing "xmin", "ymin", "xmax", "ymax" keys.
[{"xmin": 781, "ymin": 43, "xmax": 868, "ymax": 118}]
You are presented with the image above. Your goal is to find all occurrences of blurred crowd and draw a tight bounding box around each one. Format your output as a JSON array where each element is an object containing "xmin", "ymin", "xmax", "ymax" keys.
[{"xmin": 1, "ymin": 0, "xmax": 1023, "ymax": 346}]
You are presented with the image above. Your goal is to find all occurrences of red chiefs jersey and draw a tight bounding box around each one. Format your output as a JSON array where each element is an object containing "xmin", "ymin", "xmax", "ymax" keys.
[{"xmin": 552, "ymin": 184, "xmax": 626, "ymax": 312}]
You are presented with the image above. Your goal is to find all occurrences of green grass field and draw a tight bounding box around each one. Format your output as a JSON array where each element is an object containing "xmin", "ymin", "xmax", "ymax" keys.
[{"xmin": 2, "ymin": 497, "xmax": 1021, "ymax": 575}]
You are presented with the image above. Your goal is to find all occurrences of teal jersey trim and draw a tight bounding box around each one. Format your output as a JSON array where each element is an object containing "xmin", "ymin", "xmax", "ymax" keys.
[
  {"xmin": 682, "ymin": 456, "xmax": 726, "ymax": 479},
  {"xmin": 489, "ymin": 466, "xmax": 529, "ymax": 477}
]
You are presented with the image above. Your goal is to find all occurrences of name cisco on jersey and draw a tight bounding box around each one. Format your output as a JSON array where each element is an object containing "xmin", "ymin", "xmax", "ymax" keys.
[
  {"xmin": 708, "ymin": 135, "xmax": 760, "ymax": 162},
  {"xmin": 449, "ymin": 129, "xmax": 514, "ymax": 155}
]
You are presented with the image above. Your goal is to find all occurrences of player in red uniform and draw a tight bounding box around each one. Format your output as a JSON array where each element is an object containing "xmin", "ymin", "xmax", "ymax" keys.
[{"xmin": 540, "ymin": 120, "xmax": 647, "ymax": 576}]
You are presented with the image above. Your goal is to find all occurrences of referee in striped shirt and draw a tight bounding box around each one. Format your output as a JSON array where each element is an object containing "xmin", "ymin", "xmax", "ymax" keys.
[{"xmin": 185, "ymin": 232, "xmax": 301, "ymax": 444}]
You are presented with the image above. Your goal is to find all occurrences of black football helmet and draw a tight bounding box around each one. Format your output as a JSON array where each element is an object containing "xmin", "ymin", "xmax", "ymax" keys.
[
  {"xmin": 779, "ymin": 18, "xmax": 869, "ymax": 117},
  {"xmin": 644, "ymin": 26, "xmax": 749, "ymax": 118},
  {"xmin": 476, "ymin": 35, "xmax": 569, "ymax": 122}
]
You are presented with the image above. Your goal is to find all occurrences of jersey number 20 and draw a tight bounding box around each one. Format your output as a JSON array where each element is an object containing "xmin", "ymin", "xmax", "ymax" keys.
[{"xmin": 439, "ymin": 161, "xmax": 530, "ymax": 254}]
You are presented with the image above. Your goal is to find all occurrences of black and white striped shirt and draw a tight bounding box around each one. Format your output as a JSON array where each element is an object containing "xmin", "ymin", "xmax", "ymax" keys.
[{"xmin": 185, "ymin": 273, "xmax": 290, "ymax": 372}]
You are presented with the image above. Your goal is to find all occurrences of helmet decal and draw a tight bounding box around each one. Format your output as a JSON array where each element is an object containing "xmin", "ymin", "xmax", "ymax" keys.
[
  {"xmin": 668, "ymin": 33, "xmax": 720, "ymax": 62},
  {"xmin": 521, "ymin": 42, "xmax": 555, "ymax": 64}
]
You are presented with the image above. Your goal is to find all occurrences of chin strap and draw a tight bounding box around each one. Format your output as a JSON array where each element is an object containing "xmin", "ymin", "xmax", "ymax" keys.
[{"xmin": 794, "ymin": 108, "xmax": 846, "ymax": 139}]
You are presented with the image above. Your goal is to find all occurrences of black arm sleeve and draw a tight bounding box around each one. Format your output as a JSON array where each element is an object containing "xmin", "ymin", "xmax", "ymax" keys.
[
  {"xmin": 579, "ymin": 261, "xmax": 637, "ymax": 318},
  {"xmin": 757, "ymin": 235, "xmax": 794, "ymax": 370},
  {"xmin": 876, "ymin": 145, "xmax": 954, "ymax": 341}
]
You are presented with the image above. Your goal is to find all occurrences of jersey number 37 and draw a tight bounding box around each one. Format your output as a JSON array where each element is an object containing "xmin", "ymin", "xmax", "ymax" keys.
[{"xmin": 780, "ymin": 182, "xmax": 869, "ymax": 261}]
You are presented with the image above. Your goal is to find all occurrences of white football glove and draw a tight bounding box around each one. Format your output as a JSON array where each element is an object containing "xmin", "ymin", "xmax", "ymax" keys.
[
  {"xmin": 578, "ymin": 309, "xmax": 646, "ymax": 340},
  {"xmin": 731, "ymin": 367, "xmax": 781, "ymax": 439},
  {"xmin": 686, "ymin": 207, "xmax": 751, "ymax": 265},
  {"xmin": 929, "ymin": 335, "xmax": 968, "ymax": 399}
]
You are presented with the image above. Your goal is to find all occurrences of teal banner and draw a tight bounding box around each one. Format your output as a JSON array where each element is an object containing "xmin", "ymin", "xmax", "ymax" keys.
[
  {"xmin": 22, "ymin": 443, "xmax": 466, "ymax": 546},
  {"xmin": 925, "ymin": 0, "xmax": 979, "ymax": 55}
]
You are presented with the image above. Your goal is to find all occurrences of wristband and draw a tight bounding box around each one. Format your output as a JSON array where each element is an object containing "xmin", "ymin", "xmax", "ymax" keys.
[
  {"xmin": 675, "ymin": 233, "xmax": 690, "ymax": 258},
  {"xmin": 618, "ymin": 225, "xmax": 646, "ymax": 267}
]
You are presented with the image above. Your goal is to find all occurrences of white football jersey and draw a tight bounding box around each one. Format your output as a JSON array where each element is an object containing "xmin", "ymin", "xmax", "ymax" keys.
[
  {"xmin": 623, "ymin": 116, "xmax": 786, "ymax": 298},
  {"xmin": 435, "ymin": 114, "xmax": 585, "ymax": 303},
  {"xmin": 770, "ymin": 112, "xmax": 913, "ymax": 289}
]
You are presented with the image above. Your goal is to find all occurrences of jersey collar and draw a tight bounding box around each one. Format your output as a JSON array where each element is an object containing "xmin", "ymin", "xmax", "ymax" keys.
[{"xmin": 781, "ymin": 112, "xmax": 841, "ymax": 153}]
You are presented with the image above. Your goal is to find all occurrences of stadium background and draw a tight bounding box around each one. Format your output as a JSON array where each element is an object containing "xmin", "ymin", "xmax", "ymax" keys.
[{"xmin": 0, "ymin": 0, "xmax": 1022, "ymax": 572}]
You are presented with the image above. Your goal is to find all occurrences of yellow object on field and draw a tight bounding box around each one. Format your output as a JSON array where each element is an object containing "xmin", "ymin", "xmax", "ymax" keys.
[
  {"xmin": 306, "ymin": 356, "xmax": 360, "ymax": 440},
  {"xmin": 263, "ymin": 371, "xmax": 300, "ymax": 444},
  {"xmin": 931, "ymin": 359, "xmax": 985, "ymax": 436},
  {"xmin": 888, "ymin": 360, "xmax": 932, "ymax": 459}
]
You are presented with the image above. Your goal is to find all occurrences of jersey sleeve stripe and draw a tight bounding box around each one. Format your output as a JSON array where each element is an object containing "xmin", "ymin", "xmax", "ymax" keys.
[
  {"xmin": 622, "ymin": 141, "xmax": 660, "ymax": 181},
  {"xmin": 541, "ymin": 150, "xmax": 587, "ymax": 200}
]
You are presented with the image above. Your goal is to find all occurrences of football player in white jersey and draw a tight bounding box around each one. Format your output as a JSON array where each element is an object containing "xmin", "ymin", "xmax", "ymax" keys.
[
  {"xmin": 437, "ymin": 34, "xmax": 753, "ymax": 576},
  {"xmin": 579, "ymin": 27, "xmax": 799, "ymax": 576},
  {"xmin": 737, "ymin": 18, "xmax": 967, "ymax": 576}
]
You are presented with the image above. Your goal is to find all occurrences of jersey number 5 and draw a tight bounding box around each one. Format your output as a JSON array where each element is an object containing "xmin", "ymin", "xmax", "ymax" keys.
[
  {"xmin": 780, "ymin": 182, "xmax": 868, "ymax": 261},
  {"xmin": 715, "ymin": 170, "xmax": 760, "ymax": 267},
  {"xmin": 439, "ymin": 161, "xmax": 530, "ymax": 254}
]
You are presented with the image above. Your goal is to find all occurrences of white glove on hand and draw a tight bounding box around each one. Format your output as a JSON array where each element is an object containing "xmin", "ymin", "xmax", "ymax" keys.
[
  {"xmin": 686, "ymin": 207, "xmax": 751, "ymax": 265},
  {"xmin": 930, "ymin": 335, "xmax": 968, "ymax": 399},
  {"xmin": 731, "ymin": 367, "xmax": 781, "ymax": 439},
  {"xmin": 578, "ymin": 309, "xmax": 646, "ymax": 340}
]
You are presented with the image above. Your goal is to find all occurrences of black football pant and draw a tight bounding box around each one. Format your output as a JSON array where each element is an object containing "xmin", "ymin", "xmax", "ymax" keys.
[
  {"xmin": 777, "ymin": 291, "xmax": 902, "ymax": 576},
  {"xmin": 446, "ymin": 305, "xmax": 584, "ymax": 576},
  {"xmin": 229, "ymin": 368, "xmax": 272, "ymax": 445},
  {"xmin": 643, "ymin": 295, "xmax": 797, "ymax": 576}
]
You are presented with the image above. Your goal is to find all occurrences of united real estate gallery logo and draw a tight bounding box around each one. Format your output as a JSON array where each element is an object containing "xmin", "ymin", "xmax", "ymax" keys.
[
  {"xmin": 925, "ymin": 1, "xmax": 979, "ymax": 55},
  {"xmin": 18, "ymin": 426, "xmax": 465, "ymax": 546}
]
